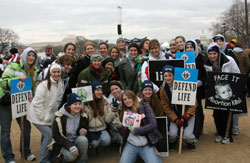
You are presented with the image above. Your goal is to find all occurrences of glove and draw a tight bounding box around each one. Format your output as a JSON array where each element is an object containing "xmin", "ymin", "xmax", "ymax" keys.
[
  {"xmin": 182, "ymin": 113, "xmax": 191, "ymax": 121},
  {"xmin": 128, "ymin": 126, "xmax": 135, "ymax": 134},
  {"xmin": 175, "ymin": 119, "xmax": 184, "ymax": 127},
  {"xmin": 112, "ymin": 98, "xmax": 119, "ymax": 108},
  {"xmin": 197, "ymin": 80, "xmax": 202, "ymax": 87}
]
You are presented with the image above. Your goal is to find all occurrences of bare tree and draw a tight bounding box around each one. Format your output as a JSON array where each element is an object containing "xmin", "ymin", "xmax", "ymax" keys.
[
  {"xmin": 0, "ymin": 28, "xmax": 19, "ymax": 55},
  {"xmin": 210, "ymin": 0, "xmax": 250, "ymax": 44}
]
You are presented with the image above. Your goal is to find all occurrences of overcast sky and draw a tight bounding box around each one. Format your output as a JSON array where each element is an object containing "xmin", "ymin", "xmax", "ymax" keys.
[{"xmin": 0, "ymin": 0, "xmax": 235, "ymax": 44}]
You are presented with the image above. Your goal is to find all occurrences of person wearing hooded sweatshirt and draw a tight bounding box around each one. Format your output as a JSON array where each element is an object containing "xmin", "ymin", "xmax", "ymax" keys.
[
  {"xmin": 184, "ymin": 40, "xmax": 207, "ymax": 141},
  {"xmin": 204, "ymin": 42, "xmax": 240, "ymax": 144},
  {"xmin": 212, "ymin": 34, "xmax": 239, "ymax": 67},
  {"xmin": 49, "ymin": 93, "xmax": 88, "ymax": 163},
  {"xmin": 77, "ymin": 54, "xmax": 109, "ymax": 97},
  {"xmin": 141, "ymin": 39, "xmax": 170, "ymax": 93},
  {"xmin": 160, "ymin": 65, "xmax": 197, "ymax": 150},
  {"xmin": 84, "ymin": 80, "xmax": 116, "ymax": 150},
  {"xmin": 0, "ymin": 47, "xmax": 39, "ymax": 163},
  {"xmin": 27, "ymin": 63, "xmax": 64, "ymax": 163}
]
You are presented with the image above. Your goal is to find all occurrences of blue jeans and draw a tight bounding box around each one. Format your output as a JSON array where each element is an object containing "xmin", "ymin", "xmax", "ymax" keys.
[
  {"xmin": 90, "ymin": 130, "xmax": 111, "ymax": 149},
  {"xmin": 0, "ymin": 104, "xmax": 32, "ymax": 162},
  {"xmin": 61, "ymin": 136, "xmax": 88, "ymax": 163},
  {"xmin": 34, "ymin": 124, "xmax": 52, "ymax": 163},
  {"xmin": 120, "ymin": 143, "xmax": 162, "ymax": 163}
]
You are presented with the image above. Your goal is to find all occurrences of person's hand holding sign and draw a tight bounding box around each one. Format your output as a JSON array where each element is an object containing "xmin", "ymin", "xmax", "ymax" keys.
[{"xmin": 19, "ymin": 76, "xmax": 26, "ymax": 82}]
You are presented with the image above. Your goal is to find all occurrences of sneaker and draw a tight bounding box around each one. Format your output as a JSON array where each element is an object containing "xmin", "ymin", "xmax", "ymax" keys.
[
  {"xmin": 26, "ymin": 154, "xmax": 36, "ymax": 161},
  {"xmin": 215, "ymin": 136, "xmax": 223, "ymax": 143},
  {"xmin": 221, "ymin": 137, "xmax": 230, "ymax": 144},
  {"xmin": 187, "ymin": 143, "xmax": 196, "ymax": 151},
  {"xmin": 8, "ymin": 161, "xmax": 16, "ymax": 163},
  {"xmin": 232, "ymin": 129, "xmax": 240, "ymax": 136},
  {"xmin": 194, "ymin": 137, "xmax": 199, "ymax": 143}
]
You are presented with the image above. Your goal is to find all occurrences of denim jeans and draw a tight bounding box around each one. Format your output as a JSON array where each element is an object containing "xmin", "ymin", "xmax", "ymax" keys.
[
  {"xmin": 34, "ymin": 124, "xmax": 52, "ymax": 163},
  {"xmin": 61, "ymin": 136, "xmax": 88, "ymax": 163},
  {"xmin": 120, "ymin": 143, "xmax": 162, "ymax": 163},
  {"xmin": 0, "ymin": 104, "xmax": 32, "ymax": 162},
  {"xmin": 169, "ymin": 115, "xmax": 195, "ymax": 144},
  {"xmin": 232, "ymin": 114, "xmax": 239, "ymax": 132},
  {"xmin": 90, "ymin": 130, "xmax": 111, "ymax": 149}
]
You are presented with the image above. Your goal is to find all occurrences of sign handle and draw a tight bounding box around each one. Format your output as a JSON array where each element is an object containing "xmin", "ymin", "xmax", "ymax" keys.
[
  {"xmin": 178, "ymin": 105, "xmax": 185, "ymax": 154},
  {"xmin": 226, "ymin": 111, "xmax": 232, "ymax": 138},
  {"xmin": 21, "ymin": 116, "xmax": 25, "ymax": 159}
]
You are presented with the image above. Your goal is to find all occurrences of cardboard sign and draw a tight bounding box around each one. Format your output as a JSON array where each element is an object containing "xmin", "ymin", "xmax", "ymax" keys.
[
  {"xmin": 11, "ymin": 77, "xmax": 32, "ymax": 119},
  {"xmin": 176, "ymin": 51, "xmax": 196, "ymax": 69},
  {"xmin": 122, "ymin": 111, "xmax": 145, "ymax": 128},
  {"xmin": 171, "ymin": 67, "xmax": 198, "ymax": 106},
  {"xmin": 148, "ymin": 60, "xmax": 184, "ymax": 87},
  {"xmin": 72, "ymin": 86, "xmax": 93, "ymax": 102},
  {"xmin": 155, "ymin": 117, "xmax": 169, "ymax": 157},
  {"xmin": 205, "ymin": 72, "xmax": 247, "ymax": 113}
]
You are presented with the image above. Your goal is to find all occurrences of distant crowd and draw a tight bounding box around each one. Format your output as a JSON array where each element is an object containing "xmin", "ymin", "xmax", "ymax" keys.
[{"xmin": 0, "ymin": 34, "xmax": 249, "ymax": 163}]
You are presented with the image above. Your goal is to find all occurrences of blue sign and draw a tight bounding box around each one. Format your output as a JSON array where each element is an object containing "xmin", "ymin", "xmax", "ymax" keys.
[
  {"xmin": 174, "ymin": 67, "xmax": 198, "ymax": 82},
  {"xmin": 176, "ymin": 51, "xmax": 195, "ymax": 64},
  {"xmin": 11, "ymin": 77, "xmax": 32, "ymax": 94}
]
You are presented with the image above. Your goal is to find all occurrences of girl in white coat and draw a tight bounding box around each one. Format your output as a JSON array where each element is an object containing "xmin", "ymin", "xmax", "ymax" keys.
[{"xmin": 27, "ymin": 63, "xmax": 64, "ymax": 163}]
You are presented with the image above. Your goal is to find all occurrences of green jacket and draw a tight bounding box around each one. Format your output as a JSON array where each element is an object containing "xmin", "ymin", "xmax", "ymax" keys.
[
  {"xmin": 77, "ymin": 66, "xmax": 109, "ymax": 96},
  {"xmin": 0, "ymin": 60, "xmax": 39, "ymax": 98}
]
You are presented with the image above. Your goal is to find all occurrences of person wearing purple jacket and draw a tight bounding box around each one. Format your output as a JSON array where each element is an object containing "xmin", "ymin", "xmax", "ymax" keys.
[{"xmin": 119, "ymin": 90, "xmax": 162, "ymax": 163}]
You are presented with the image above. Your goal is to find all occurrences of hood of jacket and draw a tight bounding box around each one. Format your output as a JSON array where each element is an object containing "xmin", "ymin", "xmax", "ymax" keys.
[
  {"xmin": 148, "ymin": 51, "xmax": 165, "ymax": 60},
  {"xmin": 212, "ymin": 34, "xmax": 226, "ymax": 52},
  {"xmin": 233, "ymin": 47, "xmax": 243, "ymax": 53},
  {"xmin": 20, "ymin": 47, "xmax": 38, "ymax": 70},
  {"xmin": 184, "ymin": 40, "xmax": 199, "ymax": 58},
  {"xmin": 206, "ymin": 42, "xmax": 222, "ymax": 65}
]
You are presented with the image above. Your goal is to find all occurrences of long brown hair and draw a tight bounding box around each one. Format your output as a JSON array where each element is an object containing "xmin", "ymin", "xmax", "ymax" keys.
[
  {"xmin": 87, "ymin": 91, "xmax": 104, "ymax": 118},
  {"xmin": 120, "ymin": 90, "xmax": 139, "ymax": 120},
  {"xmin": 26, "ymin": 51, "xmax": 36, "ymax": 86},
  {"xmin": 65, "ymin": 104, "xmax": 84, "ymax": 114}
]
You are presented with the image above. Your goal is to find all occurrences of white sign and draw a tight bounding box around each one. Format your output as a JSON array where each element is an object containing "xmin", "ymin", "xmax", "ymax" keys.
[
  {"xmin": 122, "ymin": 111, "xmax": 145, "ymax": 128},
  {"xmin": 72, "ymin": 86, "xmax": 93, "ymax": 102}
]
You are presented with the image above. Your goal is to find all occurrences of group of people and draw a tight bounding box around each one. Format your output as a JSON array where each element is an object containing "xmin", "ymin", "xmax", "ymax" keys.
[{"xmin": 0, "ymin": 33, "xmax": 249, "ymax": 163}]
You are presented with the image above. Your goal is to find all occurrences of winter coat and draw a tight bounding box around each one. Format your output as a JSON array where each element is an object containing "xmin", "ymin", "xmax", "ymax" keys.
[
  {"xmin": 84, "ymin": 97, "xmax": 115, "ymax": 132},
  {"xmin": 233, "ymin": 48, "xmax": 250, "ymax": 74},
  {"xmin": 0, "ymin": 47, "xmax": 39, "ymax": 99},
  {"xmin": 119, "ymin": 57, "xmax": 139, "ymax": 93},
  {"xmin": 49, "ymin": 111, "xmax": 88, "ymax": 161},
  {"xmin": 27, "ymin": 78, "xmax": 64, "ymax": 126},
  {"xmin": 160, "ymin": 86, "xmax": 197, "ymax": 122},
  {"xmin": 77, "ymin": 66, "xmax": 109, "ymax": 96}
]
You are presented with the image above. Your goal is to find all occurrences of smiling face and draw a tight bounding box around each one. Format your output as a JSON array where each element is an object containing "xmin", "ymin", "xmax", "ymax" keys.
[
  {"xmin": 215, "ymin": 40, "xmax": 224, "ymax": 49},
  {"xmin": 122, "ymin": 94, "xmax": 134, "ymax": 108},
  {"xmin": 27, "ymin": 51, "xmax": 36, "ymax": 66},
  {"xmin": 63, "ymin": 62, "xmax": 73, "ymax": 73},
  {"xmin": 94, "ymin": 88, "xmax": 103, "ymax": 99},
  {"xmin": 117, "ymin": 41, "xmax": 126, "ymax": 51},
  {"xmin": 176, "ymin": 38, "xmax": 185, "ymax": 51},
  {"xmin": 208, "ymin": 51, "xmax": 219, "ymax": 62},
  {"xmin": 110, "ymin": 48, "xmax": 119, "ymax": 60},
  {"xmin": 164, "ymin": 72, "xmax": 174, "ymax": 86},
  {"xmin": 51, "ymin": 68, "xmax": 61, "ymax": 81},
  {"xmin": 129, "ymin": 47, "xmax": 138, "ymax": 60},
  {"xmin": 110, "ymin": 85, "xmax": 122, "ymax": 99},
  {"xmin": 186, "ymin": 44, "xmax": 195, "ymax": 51},
  {"xmin": 149, "ymin": 45, "xmax": 160, "ymax": 57},
  {"xmin": 65, "ymin": 45, "xmax": 75, "ymax": 57},
  {"xmin": 142, "ymin": 87, "xmax": 153, "ymax": 99},
  {"xmin": 69, "ymin": 102, "xmax": 82, "ymax": 115},
  {"xmin": 85, "ymin": 45, "xmax": 95, "ymax": 56},
  {"xmin": 143, "ymin": 40, "xmax": 150, "ymax": 50},
  {"xmin": 99, "ymin": 44, "xmax": 108, "ymax": 58},
  {"xmin": 105, "ymin": 62, "xmax": 113, "ymax": 72},
  {"xmin": 92, "ymin": 59, "xmax": 102, "ymax": 69}
]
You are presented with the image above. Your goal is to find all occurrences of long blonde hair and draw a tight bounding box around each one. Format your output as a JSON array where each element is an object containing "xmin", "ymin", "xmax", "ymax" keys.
[{"xmin": 120, "ymin": 90, "xmax": 139, "ymax": 120}]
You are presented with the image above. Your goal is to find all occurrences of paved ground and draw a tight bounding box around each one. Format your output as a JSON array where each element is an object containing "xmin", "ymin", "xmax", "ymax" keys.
[{"xmin": 1, "ymin": 98, "xmax": 250, "ymax": 163}]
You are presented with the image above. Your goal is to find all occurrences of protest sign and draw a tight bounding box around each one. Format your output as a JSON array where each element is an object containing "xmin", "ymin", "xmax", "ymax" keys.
[
  {"xmin": 171, "ymin": 67, "xmax": 198, "ymax": 106},
  {"xmin": 155, "ymin": 117, "xmax": 169, "ymax": 157},
  {"xmin": 176, "ymin": 51, "xmax": 196, "ymax": 69},
  {"xmin": 148, "ymin": 59, "xmax": 184, "ymax": 87},
  {"xmin": 72, "ymin": 86, "xmax": 93, "ymax": 102},
  {"xmin": 205, "ymin": 72, "xmax": 247, "ymax": 113},
  {"xmin": 11, "ymin": 77, "xmax": 32, "ymax": 119},
  {"xmin": 122, "ymin": 111, "xmax": 145, "ymax": 128}
]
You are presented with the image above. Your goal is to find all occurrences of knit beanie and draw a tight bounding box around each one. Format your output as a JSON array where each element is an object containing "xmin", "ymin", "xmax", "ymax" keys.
[
  {"xmin": 109, "ymin": 80, "xmax": 123, "ymax": 90},
  {"xmin": 116, "ymin": 38, "xmax": 126, "ymax": 44},
  {"xmin": 67, "ymin": 93, "xmax": 82, "ymax": 106},
  {"xmin": 185, "ymin": 40, "xmax": 195, "ymax": 50},
  {"xmin": 208, "ymin": 45, "xmax": 220, "ymax": 54},
  {"xmin": 90, "ymin": 54, "xmax": 103, "ymax": 63},
  {"xmin": 162, "ymin": 65, "xmax": 174, "ymax": 75},
  {"xmin": 213, "ymin": 35, "xmax": 224, "ymax": 42},
  {"xmin": 91, "ymin": 80, "xmax": 102, "ymax": 91},
  {"xmin": 102, "ymin": 57, "xmax": 114, "ymax": 67},
  {"xmin": 141, "ymin": 80, "xmax": 153, "ymax": 92},
  {"xmin": 49, "ymin": 63, "xmax": 61, "ymax": 73}
]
